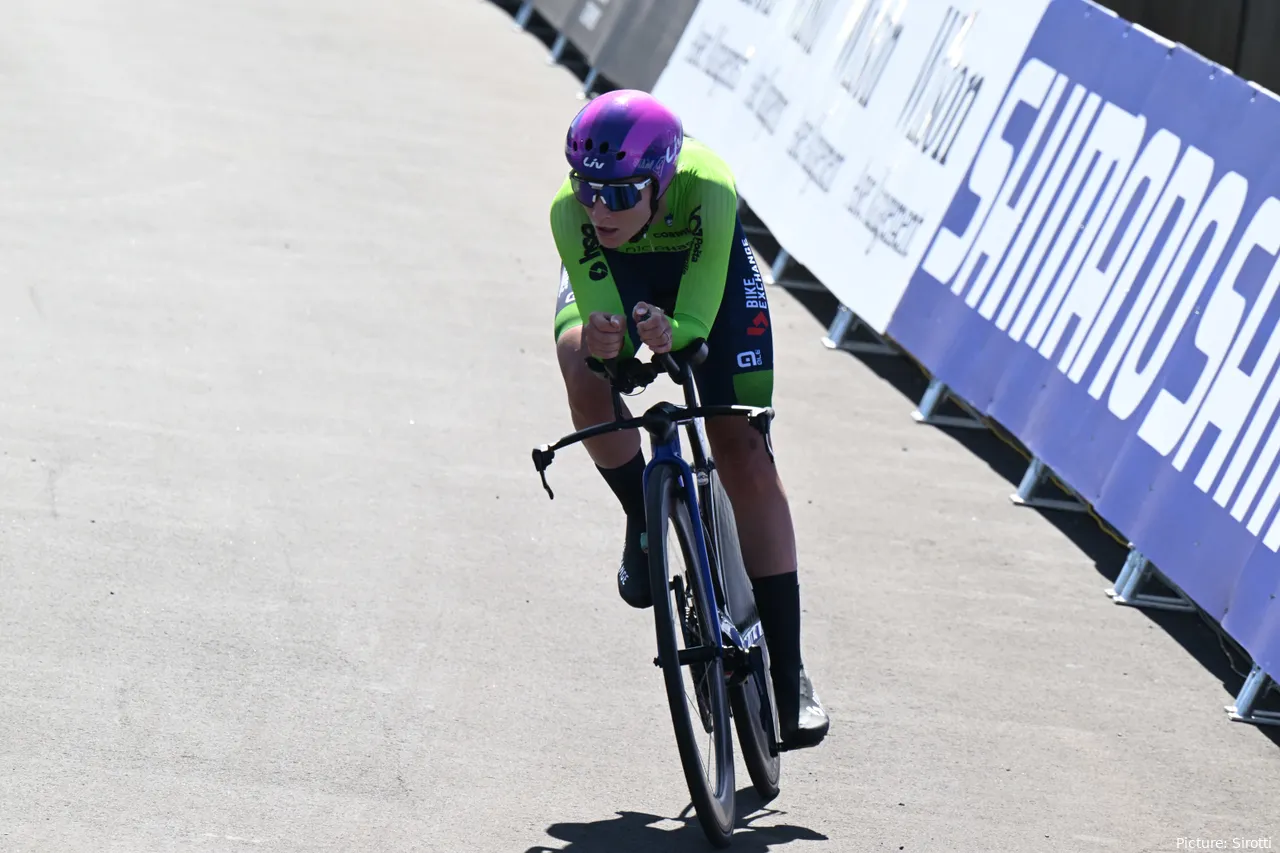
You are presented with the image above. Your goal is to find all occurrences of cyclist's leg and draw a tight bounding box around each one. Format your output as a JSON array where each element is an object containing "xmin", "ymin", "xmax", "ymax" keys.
[
  {"xmin": 692, "ymin": 221, "xmax": 787, "ymax": 581},
  {"xmin": 692, "ymin": 222, "xmax": 830, "ymax": 750},
  {"xmin": 553, "ymin": 265, "xmax": 652, "ymax": 608}
]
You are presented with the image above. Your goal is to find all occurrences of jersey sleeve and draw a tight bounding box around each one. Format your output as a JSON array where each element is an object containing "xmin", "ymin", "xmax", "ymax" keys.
[
  {"xmin": 668, "ymin": 152, "xmax": 740, "ymax": 352},
  {"xmin": 548, "ymin": 178, "xmax": 634, "ymax": 359}
]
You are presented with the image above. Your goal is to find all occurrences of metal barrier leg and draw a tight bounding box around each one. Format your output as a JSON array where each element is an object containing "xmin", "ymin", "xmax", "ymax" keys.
[
  {"xmin": 911, "ymin": 378, "xmax": 986, "ymax": 429},
  {"xmin": 547, "ymin": 33, "xmax": 568, "ymax": 65},
  {"xmin": 1009, "ymin": 455, "xmax": 1087, "ymax": 512},
  {"xmin": 767, "ymin": 247, "xmax": 829, "ymax": 293},
  {"xmin": 822, "ymin": 305, "xmax": 898, "ymax": 355},
  {"xmin": 770, "ymin": 248, "xmax": 790, "ymax": 282},
  {"xmin": 513, "ymin": 0, "xmax": 534, "ymax": 29},
  {"xmin": 822, "ymin": 305, "xmax": 855, "ymax": 349},
  {"xmin": 1226, "ymin": 665, "xmax": 1280, "ymax": 726},
  {"xmin": 578, "ymin": 68, "xmax": 599, "ymax": 99},
  {"xmin": 1107, "ymin": 546, "xmax": 1145, "ymax": 600},
  {"xmin": 1104, "ymin": 548, "xmax": 1195, "ymax": 611}
]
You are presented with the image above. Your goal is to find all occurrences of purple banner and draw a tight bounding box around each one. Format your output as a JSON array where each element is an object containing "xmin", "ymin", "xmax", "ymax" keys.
[{"xmin": 887, "ymin": 0, "xmax": 1280, "ymax": 678}]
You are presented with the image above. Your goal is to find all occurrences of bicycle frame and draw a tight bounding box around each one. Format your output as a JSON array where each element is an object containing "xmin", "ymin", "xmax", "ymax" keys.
[
  {"xmin": 637, "ymin": 374, "xmax": 775, "ymax": 757},
  {"xmin": 530, "ymin": 339, "xmax": 781, "ymax": 752},
  {"xmin": 620, "ymin": 352, "xmax": 766, "ymax": 670}
]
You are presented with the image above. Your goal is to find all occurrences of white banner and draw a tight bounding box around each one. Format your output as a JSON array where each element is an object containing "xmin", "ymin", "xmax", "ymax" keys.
[{"xmin": 652, "ymin": 0, "xmax": 1051, "ymax": 333}]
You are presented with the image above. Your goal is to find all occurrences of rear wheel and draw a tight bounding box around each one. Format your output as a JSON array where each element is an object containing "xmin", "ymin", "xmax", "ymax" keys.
[
  {"xmin": 730, "ymin": 639, "xmax": 781, "ymax": 801},
  {"xmin": 702, "ymin": 472, "xmax": 781, "ymax": 801},
  {"xmin": 647, "ymin": 463, "xmax": 736, "ymax": 848}
]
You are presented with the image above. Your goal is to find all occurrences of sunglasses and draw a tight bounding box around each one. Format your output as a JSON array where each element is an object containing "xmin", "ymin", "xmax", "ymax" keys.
[{"xmin": 570, "ymin": 175, "xmax": 652, "ymax": 212}]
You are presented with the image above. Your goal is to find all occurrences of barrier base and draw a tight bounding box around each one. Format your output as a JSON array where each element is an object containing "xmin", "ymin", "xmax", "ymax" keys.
[
  {"xmin": 768, "ymin": 248, "xmax": 828, "ymax": 294},
  {"xmin": 1009, "ymin": 456, "xmax": 1087, "ymax": 512},
  {"xmin": 822, "ymin": 305, "xmax": 898, "ymax": 355},
  {"xmin": 1225, "ymin": 665, "xmax": 1280, "ymax": 726},
  {"xmin": 911, "ymin": 378, "xmax": 986, "ymax": 429},
  {"xmin": 1104, "ymin": 548, "xmax": 1195, "ymax": 612}
]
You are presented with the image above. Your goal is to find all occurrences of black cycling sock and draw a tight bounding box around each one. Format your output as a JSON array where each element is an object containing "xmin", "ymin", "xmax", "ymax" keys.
[
  {"xmin": 598, "ymin": 450, "xmax": 647, "ymax": 521},
  {"xmin": 753, "ymin": 572, "xmax": 802, "ymax": 727}
]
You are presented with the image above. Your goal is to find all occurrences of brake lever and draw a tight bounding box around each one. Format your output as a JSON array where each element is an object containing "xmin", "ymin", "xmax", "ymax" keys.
[
  {"xmin": 531, "ymin": 446, "xmax": 555, "ymax": 499},
  {"xmin": 748, "ymin": 408, "xmax": 774, "ymax": 436},
  {"xmin": 748, "ymin": 409, "xmax": 775, "ymax": 465}
]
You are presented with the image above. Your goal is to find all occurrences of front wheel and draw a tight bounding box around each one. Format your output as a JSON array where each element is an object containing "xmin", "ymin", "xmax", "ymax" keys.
[{"xmin": 647, "ymin": 463, "xmax": 736, "ymax": 848}]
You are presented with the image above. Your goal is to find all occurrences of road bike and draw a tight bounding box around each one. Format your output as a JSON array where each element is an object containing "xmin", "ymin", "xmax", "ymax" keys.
[{"xmin": 531, "ymin": 332, "xmax": 783, "ymax": 848}]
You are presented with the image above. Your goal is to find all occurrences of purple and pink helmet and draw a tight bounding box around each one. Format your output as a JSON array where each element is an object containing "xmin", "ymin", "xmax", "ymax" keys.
[{"xmin": 565, "ymin": 90, "xmax": 684, "ymax": 199}]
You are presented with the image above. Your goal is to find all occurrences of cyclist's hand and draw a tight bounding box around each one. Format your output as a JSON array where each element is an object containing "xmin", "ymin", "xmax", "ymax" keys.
[
  {"xmin": 585, "ymin": 311, "xmax": 626, "ymax": 360},
  {"xmin": 633, "ymin": 302, "xmax": 672, "ymax": 354}
]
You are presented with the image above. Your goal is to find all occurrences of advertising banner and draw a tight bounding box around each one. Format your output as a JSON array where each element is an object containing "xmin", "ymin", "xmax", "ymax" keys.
[
  {"xmin": 589, "ymin": 0, "xmax": 702, "ymax": 92},
  {"xmin": 652, "ymin": 0, "xmax": 1051, "ymax": 332},
  {"xmin": 886, "ymin": 0, "xmax": 1280, "ymax": 677},
  {"xmin": 532, "ymin": 0, "xmax": 582, "ymax": 31}
]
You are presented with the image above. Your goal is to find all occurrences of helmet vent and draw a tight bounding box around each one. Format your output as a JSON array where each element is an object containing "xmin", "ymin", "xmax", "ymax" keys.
[
  {"xmin": 585, "ymin": 138, "xmax": 593, "ymax": 150},
  {"xmin": 616, "ymin": 151, "xmax": 626, "ymax": 160},
  {"xmin": 599, "ymin": 141, "xmax": 610, "ymax": 153}
]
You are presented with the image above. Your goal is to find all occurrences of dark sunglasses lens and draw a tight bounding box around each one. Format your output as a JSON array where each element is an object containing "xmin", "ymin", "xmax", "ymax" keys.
[
  {"xmin": 571, "ymin": 175, "xmax": 644, "ymax": 211},
  {"xmin": 598, "ymin": 183, "xmax": 643, "ymax": 211}
]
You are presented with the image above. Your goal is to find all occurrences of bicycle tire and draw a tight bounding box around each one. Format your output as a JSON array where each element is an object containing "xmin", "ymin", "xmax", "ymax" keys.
[
  {"xmin": 702, "ymin": 471, "xmax": 781, "ymax": 801},
  {"xmin": 729, "ymin": 643, "xmax": 781, "ymax": 801},
  {"xmin": 647, "ymin": 463, "xmax": 736, "ymax": 848}
]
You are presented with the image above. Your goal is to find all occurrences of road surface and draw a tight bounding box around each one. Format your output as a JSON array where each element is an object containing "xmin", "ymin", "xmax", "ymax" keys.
[{"xmin": 0, "ymin": 1, "xmax": 1276, "ymax": 851}]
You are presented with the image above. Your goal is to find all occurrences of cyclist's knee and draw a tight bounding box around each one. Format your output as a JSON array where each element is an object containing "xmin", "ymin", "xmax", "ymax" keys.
[
  {"xmin": 556, "ymin": 327, "xmax": 608, "ymax": 409},
  {"xmin": 707, "ymin": 418, "xmax": 772, "ymax": 481}
]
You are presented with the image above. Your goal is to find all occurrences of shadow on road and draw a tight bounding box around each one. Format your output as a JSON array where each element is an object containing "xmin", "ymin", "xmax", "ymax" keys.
[
  {"xmin": 524, "ymin": 790, "xmax": 828, "ymax": 853},
  {"xmin": 744, "ymin": 215, "xmax": 1280, "ymax": 751}
]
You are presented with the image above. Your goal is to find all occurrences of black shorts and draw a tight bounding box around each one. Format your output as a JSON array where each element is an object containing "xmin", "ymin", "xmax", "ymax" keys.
[{"xmin": 553, "ymin": 217, "xmax": 775, "ymax": 408}]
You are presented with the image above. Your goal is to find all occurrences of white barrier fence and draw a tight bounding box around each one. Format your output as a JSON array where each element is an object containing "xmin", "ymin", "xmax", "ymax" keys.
[{"xmin": 650, "ymin": 0, "xmax": 1050, "ymax": 335}]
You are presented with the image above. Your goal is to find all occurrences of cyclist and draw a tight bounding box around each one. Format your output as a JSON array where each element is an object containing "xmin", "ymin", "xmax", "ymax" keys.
[{"xmin": 547, "ymin": 89, "xmax": 829, "ymax": 751}]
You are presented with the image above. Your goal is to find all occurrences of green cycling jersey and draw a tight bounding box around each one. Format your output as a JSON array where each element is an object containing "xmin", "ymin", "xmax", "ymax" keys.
[{"xmin": 549, "ymin": 138, "xmax": 741, "ymax": 359}]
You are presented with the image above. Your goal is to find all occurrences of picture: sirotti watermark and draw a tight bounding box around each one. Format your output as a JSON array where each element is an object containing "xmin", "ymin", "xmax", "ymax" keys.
[{"xmin": 1175, "ymin": 839, "xmax": 1273, "ymax": 850}]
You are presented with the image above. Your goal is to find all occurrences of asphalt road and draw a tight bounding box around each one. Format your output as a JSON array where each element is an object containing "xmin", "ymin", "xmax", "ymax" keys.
[{"xmin": 0, "ymin": 1, "xmax": 1277, "ymax": 851}]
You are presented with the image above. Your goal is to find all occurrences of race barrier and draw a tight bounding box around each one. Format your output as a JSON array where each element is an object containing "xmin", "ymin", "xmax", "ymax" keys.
[
  {"xmin": 511, "ymin": 0, "xmax": 700, "ymax": 96},
  {"xmin": 502, "ymin": 0, "xmax": 1280, "ymax": 724},
  {"xmin": 883, "ymin": 0, "xmax": 1280, "ymax": 724},
  {"xmin": 650, "ymin": 0, "xmax": 1053, "ymax": 339}
]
